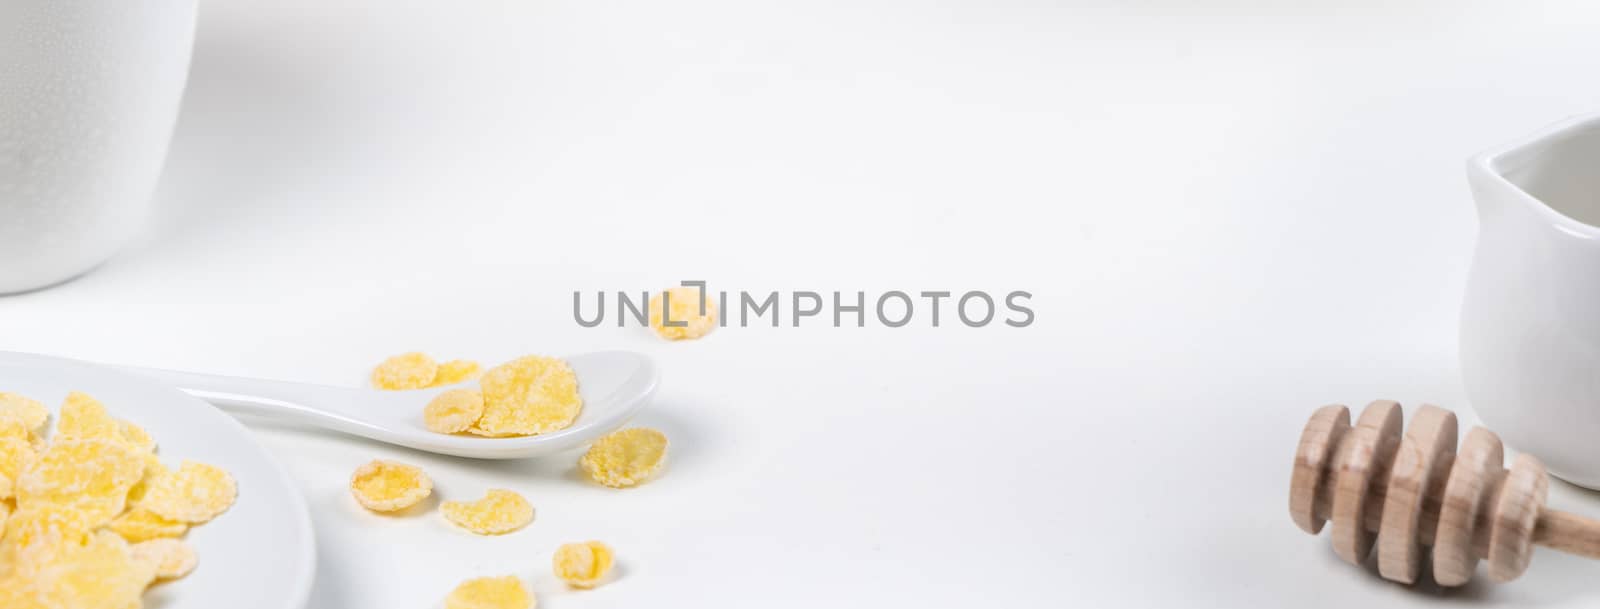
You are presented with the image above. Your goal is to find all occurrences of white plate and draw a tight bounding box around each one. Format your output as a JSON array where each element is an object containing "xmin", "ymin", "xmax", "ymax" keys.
[{"xmin": 0, "ymin": 351, "xmax": 315, "ymax": 609}]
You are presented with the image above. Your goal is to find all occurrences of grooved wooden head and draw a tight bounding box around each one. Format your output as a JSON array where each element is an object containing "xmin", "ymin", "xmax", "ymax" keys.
[
  {"xmin": 1488, "ymin": 454, "xmax": 1547, "ymax": 582},
  {"xmin": 1433, "ymin": 427, "xmax": 1501, "ymax": 585},
  {"xmin": 1290, "ymin": 405, "xmax": 1348, "ymax": 535},
  {"xmin": 1378, "ymin": 404, "xmax": 1456, "ymax": 583},
  {"xmin": 1289, "ymin": 401, "xmax": 1564, "ymax": 586},
  {"xmin": 1331, "ymin": 401, "xmax": 1403, "ymax": 565}
]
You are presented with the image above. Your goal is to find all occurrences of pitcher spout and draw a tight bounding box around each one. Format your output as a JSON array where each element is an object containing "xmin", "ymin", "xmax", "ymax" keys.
[
  {"xmin": 1466, "ymin": 153, "xmax": 1506, "ymax": 223},
  {"xmin": 1467, "ymin": 114, "xmax": 1600, "ymax": 235}
]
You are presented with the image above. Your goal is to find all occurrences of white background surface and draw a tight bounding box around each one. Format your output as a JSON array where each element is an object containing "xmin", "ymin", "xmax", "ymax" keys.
[{"xmin": 4, "ymin": 1, "xmax": 1600, "ymax": 607}]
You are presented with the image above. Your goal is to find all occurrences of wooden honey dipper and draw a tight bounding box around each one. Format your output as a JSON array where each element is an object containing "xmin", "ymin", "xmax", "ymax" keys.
[{"xmin": 1291, "ymin": 400, "xmax": 1600, "ymax": 585}]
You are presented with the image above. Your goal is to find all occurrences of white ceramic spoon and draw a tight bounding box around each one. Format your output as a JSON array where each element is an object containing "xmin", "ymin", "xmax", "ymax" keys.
[{"xmin": 115, "ymin": 351, "xmax": 658, "ymax": 459}]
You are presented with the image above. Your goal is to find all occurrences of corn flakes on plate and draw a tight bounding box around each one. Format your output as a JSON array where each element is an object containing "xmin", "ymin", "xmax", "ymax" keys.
[{"xmin": 0, "ymin": 351, "xmax": 314, "ymax": 609}]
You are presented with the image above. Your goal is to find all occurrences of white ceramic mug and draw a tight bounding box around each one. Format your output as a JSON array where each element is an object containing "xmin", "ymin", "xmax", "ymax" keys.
[
  {"xmin": 1462, "ymin": 113, "xmax": 1600, "ymax": 488},
  {"xmin": 0, "ymin": 0, "xmax": 197, "ymax": 293}
]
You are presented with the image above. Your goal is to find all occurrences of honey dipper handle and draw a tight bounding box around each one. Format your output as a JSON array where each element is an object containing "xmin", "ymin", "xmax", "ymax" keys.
[{"xmin": 1534, "ymin": 509, "xmax": 1600, "ymax": 560}]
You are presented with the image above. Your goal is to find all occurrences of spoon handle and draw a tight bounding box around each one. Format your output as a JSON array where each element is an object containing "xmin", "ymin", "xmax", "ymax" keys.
[
  {"xmin": 112, "ymin": 365, "xmax": 399, "ymax": 436},
  {"xmin": 98, "ymin": 351, "xmax": 660, "ymax": 459}
]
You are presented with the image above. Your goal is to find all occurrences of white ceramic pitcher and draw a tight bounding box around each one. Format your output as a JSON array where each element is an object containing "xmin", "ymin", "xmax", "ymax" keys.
[
  {"xmin": 1462, "ymin": 113, "xmax": 1600, "ymax": 488},
  {"xmin": 0, "ymin": 0, "xmax": 197, "ymax": 293}
]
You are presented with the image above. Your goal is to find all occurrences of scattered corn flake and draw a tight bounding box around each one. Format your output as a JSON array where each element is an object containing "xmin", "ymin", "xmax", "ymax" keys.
[
  {"xmin": 441, "ymin": 489, "xmax": 532, "ymax": 535},
  {"xmin": 473, "ymin": 356, "xmax": 582, "ymax": 437},
  {"xmin": 56, "ymin": 392, "xmax": 121, "ymax": 441},
  {"xmin": 553, "ymin": 540, "xmax": 615, "ymax": 589},
  {"xmin": 444, "ymin": 576, "xmax": 533, "ymax": 609},
  {"xmin": 649, "ymin": 286, "xmax": 717, "ymax": 340},
  {"xmin": 130, "ymin": 537, "xmax": 198, "ymax": 580},
  {"xmin": 579, "ymin": 428, "xmax": 668, "ymax": 488},
  {"xmin": 431, "ymin": 360, "xmax": 483, "ymax": 387},
  {"xmin": 17, "ymin": 438, "xmax": 144, "ymax": 527},
  {"xmin": 372, "ymin": 352, "xmax": 440, "ymax": 390},
  {"xmin": 105, "ymin": 508, "xmax": 187, "ymax": 543},
  {"xmin": 349, "ymin": 460, "xmax": 433, "ymax": 512},
  {"xmin": 424, "ymin": 389, "xmax": 486, "ymax": 434},
  {"xmin": 0, "ymin": 393, "xmax": 48, "ymax": 432},
  {"xmin": 138, "ymin": 460, "xmax": 237, "ymax": 524}
]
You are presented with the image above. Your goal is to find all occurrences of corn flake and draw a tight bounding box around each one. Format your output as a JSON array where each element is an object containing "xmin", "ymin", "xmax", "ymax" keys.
[
  {"xmin": 372, "ymin": 352, "xmax": 439, "ymax": 390},
  {"xmin": 21, "ymin": 431, "xmax": 43, "ymax": 455},
  {"xmin": 0, "ymin": 530, "xmax": 156, "ymax": 609},
  {"xmin": 0, "ymin": 437, "xmax": 35, "ymax": 501},
  {"xmin": 431, "ymin": 360, "xmax": 483, "ymax": 387},
  {"xmin": 0, "ymin": 393, "xmax": 48, "ymax": 432},
  {"xmin": 55, "ymin": 392, "xmax": 121, "ymax": 441},
  {"xmin": 17, "ymin": 438, "xmax": 144, "ymax": 526},
  {"xmin": 52, "ymin": 393, "xmax": 154, "ymax": 458},
  {"xmin": 445, "ymin": 576, "xmax": 533, "ymax": 609},
  {"xmin": 4, "ymin": 503, "xmax": 91, "ymax": 545},
  {"xmin": 649, "ymin": 286, "xmax": 717, "ymax": 340},
  {"xmin": 138, "ymin": 460, "xmax": 237, "ymax": 524},
  {"xmin": 130, "ymin": 537, "xmax": 198, "ymax": 580},
  {"xmin": 473, "ymin": 356, "xmax": 581, "ymax": 437},
  {"xmin": 125, "ymin": 453, "xmax": 165, "ymax": 505},
  {"xmin": 442, "ymin": 489, "xmax": 532, "ymax": 535},
  {"xmin": 106, "ymin": 508, "xmax": 187, "ymax": 543},
  {"xmin": 424, "ymin": 389, "xmax": 485, "ymax": 434},
  {"xmin": 349, "ymin": 460, "xmax": 433, "ymax": 512},
  {"xmin": 553, "ymin": 540, "xmax": 615, "ymax": 588},
  {"xmin": 117, "ymin": 421, "xmax": 157, "ymax": 454},
  {"xmin": 579, "ymin": 428, "xmax": 668, "ymax": 488},
  {"xmin": 0, "ymin": 411, "xmax": 30, "ymax": 442}
]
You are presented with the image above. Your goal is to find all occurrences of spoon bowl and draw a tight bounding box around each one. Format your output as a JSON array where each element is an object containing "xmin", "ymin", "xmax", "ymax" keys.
[{"xmin": 116, "ymin": 351, "xmax": 659, "ymax": 459}]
